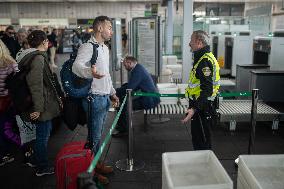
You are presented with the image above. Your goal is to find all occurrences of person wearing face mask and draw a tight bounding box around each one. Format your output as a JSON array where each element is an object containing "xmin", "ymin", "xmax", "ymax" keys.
[
  {"xmin": 181, "ymin": 30, "xmax": 220, "ymax": 150},
  {"xmin": 1, "ymin": 25, "xmax": 20, "ymax": 59},
  {"xmin": 72, "ymin": 15, "xmax": 119, "ymax": 185}
]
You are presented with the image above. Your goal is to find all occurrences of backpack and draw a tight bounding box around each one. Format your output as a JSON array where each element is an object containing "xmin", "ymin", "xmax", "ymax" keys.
[
  {"xmin": 60, "ymin": 42, "xmax": 98, "ymax": 98},
  {"xmin": 5, "ymin": 51, "xmax": 43, "ymax": 113},
  {"xmin": 60, "ymin": 42, "xmax": 98, "ymax": 131}
]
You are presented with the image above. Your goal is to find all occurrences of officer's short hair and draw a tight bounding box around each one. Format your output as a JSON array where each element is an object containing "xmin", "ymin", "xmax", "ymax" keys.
[
  {"xmin": 193, "ymin": 30, "xmax": 210, "ymax": 46},
  {"xmin": 92, "ymin": 16, "xmax": 111, "ymax": 33}
]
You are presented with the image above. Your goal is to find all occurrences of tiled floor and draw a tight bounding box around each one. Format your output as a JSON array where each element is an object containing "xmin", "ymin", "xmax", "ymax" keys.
[{"xmin": 1, "ymin": 112, "xmax": 284, "ymax": 189}]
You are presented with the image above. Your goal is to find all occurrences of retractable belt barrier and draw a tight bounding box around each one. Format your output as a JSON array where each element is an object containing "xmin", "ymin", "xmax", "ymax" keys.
[
  {"xmin": 87, "ymin": 95, "xmax": 127, "ymax": 173},
  {"xmin": 133, "ymin": 91, "xmax": 252, "ymax": 98},
  {"xmin": 78, "ymin": 96, "xmax": 127, "ymax": 189},
  {"xmin": 78, "ymin": 89, "xmax": 258, "ymax": 189},
  {"xmin": 134, "ymin": 90, "xmax": 257, "ymax": 154}
]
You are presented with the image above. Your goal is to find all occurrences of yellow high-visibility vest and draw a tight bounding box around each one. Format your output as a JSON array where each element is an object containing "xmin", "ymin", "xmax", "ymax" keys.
[{"xmin": 185, "ymin": 52, "xmax": 220, "ymax": 99}]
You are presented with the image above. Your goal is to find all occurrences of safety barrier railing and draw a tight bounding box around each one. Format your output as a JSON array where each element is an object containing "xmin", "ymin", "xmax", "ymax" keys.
[
  {"xmin": 115, "ymin": 89, "xmax": 145, "ymax": 171},
  {"xmin": 78, "ymin": 95, "xmax": 127, "ymax": 189},
  {"xmin": 133, "ymin": 90, "xmax": 257, "ymax": 154},
  {"xmin": 133, "ymin": 91, "xmax": 252, "ymax": 98},
  {"xmin": 78, "ymin": 89, "xmax": 258, "ymax": 189}
]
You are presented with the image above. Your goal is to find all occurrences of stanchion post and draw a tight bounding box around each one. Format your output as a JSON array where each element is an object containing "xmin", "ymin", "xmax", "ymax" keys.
[
  {"xmin": 115, "ymin": 89, "xmax": 145, "ymax": 171},
  {"xmin": 127, "ymin": 89, "xmax": 134, "ymax": 166},
  {"xmin": 120, "ymin": 59, "xmax": 124, "ymax": 86},
  {"xmin": 248, "ymin": 89, "xmax": 259, "ymax": 154}
]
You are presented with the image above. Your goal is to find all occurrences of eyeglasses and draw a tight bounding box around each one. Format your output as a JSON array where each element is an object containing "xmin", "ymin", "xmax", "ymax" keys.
[{"xmin": 8, "ymin": 31, "xmax": 15, "ymax": 35}]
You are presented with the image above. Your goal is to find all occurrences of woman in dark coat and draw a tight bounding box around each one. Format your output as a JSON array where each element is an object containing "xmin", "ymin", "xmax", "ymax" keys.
[{"xmin": 19, "ymin": 30, "xmax": 62, "ymax": 176}]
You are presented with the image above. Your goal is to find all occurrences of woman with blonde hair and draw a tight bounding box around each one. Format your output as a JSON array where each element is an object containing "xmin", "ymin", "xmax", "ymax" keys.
[
  {"xmin": 0, "ymin": 39, "xmax": 18, "ymax": 166},
  {"xmin": 0, "ymin": 39, "xmax": 17, "ymax": 75}
]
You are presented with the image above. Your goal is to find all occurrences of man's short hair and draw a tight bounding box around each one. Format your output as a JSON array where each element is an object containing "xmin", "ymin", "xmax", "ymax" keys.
[
  {"xmin": 5, "ymin": 25, "xmax": 14, "ymax": 32},
  {"xmin": 193, "ymin": 30, "xmax": 210, "ymax": 46},
  {"xmin": 124, "ymin": 56, "xmax": 137, "ymax": 64},
  {"xmin": 92, "ymin": 16, "xmax": 111, "ymax": 33}
]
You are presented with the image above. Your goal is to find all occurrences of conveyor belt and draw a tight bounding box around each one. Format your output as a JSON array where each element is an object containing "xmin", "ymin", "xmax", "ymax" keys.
[
  {"xmin": 144, "ymin": 100, "xmax": 283, "ymax": 131},
  {"xmin": 218, "ymin": 100, "xmax": 283, "ymax": 130},
  {"xmin": 219, "ymin": 100, "xmax": 281, "ymax": 121}
]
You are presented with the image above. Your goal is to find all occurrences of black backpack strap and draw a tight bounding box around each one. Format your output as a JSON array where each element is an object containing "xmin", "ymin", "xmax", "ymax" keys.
[
  {"xmin": 89, "ymin": 42, "xmax": 99, "ymax": 66},
  {"xmin": 18, "ymin": 50, "xmax": 43, "ymax": 72}
]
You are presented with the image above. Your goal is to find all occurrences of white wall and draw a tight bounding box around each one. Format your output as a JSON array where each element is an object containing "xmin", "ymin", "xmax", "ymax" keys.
[
  {"xmin": 271, "ymin": 2, "xmax": 284, "ymax": 31},
  {"xmin": 0, "ymin": 2, "xmax": 166, "ymax": 26},
  {"xmin": 244, "ymin": 1, "xmax": 284, "ymax": 32},
  {"xmin": 244, "ymin": 2, "xmax": 272, "ymax": 16}
]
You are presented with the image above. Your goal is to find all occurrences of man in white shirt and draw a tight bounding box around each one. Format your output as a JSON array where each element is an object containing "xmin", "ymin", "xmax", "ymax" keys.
[{"xmin": 72, "ymin": 16, "xmax": 119, "ymax": 184}]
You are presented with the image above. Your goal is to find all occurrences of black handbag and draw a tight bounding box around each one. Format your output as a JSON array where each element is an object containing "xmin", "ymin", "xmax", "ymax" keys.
[{"xmin": 62, "ymin": 97, "xmax": 87, "ymax": 131}]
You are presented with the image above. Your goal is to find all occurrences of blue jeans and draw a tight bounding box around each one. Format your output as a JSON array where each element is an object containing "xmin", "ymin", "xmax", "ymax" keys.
[
  {"xmin": 34, "ymin": 120, "xmax": 53, "ymax": 170},
  {"xmin": 82, "ymin": 95, "xmax": 110, "ymax": 154}
]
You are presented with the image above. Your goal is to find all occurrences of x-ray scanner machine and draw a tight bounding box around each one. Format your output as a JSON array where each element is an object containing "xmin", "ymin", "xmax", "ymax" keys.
[
  {"xmin": 224, "ymin": 31, "xmax": 253, "ymax": 77},
  {"xmin": 253, "ymin": 31, "xmax": 284, "ymax": 70}
]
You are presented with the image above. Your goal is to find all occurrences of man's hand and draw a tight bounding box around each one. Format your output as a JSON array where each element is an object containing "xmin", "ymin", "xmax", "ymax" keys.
[
  {"xmin": 30, "ymin": 112, "xmax": 40, "ymax": 120},
  {"xmin": 181, "ymin": 108, "xmax": 195, "ymax": 124},
  {"xmin": 110, "ymin": 94, "xmax": 120, "ymax": 108},
  {"xmin": 91, "ymin": 65, "xmax": 105, "ymax": 79}
]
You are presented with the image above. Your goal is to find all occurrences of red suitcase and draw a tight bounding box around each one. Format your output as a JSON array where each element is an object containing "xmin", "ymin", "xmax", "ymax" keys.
[{"xmin": 56, "ymin": 141, "xmax": 93, "ymax": 189}]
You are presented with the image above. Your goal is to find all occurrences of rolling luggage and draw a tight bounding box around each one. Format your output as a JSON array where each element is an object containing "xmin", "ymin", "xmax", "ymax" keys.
[{"xmin": 55, "ymin": 141, "xmax": 93, "ymax": 189}]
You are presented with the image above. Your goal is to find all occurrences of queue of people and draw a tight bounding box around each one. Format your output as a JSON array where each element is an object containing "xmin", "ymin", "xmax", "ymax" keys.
[
  {"xmin": 0, "ymin": 26, "xmax": 61, "ymax": 71},
  {"xmin": 0, "ymin": 29, "xmax": 62, "ymax": 176},
  {"xmin": 0, "ymin": 16, "xmax": 219, "ymax": 187}
]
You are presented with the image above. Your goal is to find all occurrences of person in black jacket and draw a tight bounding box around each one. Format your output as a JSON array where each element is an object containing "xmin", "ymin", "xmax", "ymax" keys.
[
  {"xmin": 1, "ymin": 25, "xmax": 21, "ymax": 59},
  {"xmin": 182, "ymin": 30, "xmax": 220, "ymax": 150},
  {"xmin": 112, "ymin": 56, "xmax": 160, "ymax": 137},
  {"xmin": 47, "ymin": 29, "xmax": 58, "ymax": 68}
]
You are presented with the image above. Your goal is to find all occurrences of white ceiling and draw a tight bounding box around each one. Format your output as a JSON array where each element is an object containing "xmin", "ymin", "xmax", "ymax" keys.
[
  {"xmin": 1, "ymin": 0, "xmax": 158, "ymax": 2},
  {"xmin": 173, "ymin": 0, "xmax": 276, "ymax": 1},
  {"xmin": 0, "ymin": 0, "xmax": 282, "ymax": 2}
]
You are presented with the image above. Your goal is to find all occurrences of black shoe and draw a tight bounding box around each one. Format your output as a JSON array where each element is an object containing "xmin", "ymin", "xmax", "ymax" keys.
[
  {"xmin": 36, "ymin": 167, "xmax": 55, "ymax": 177},
  {"xmin": 112, "ymin": 130, "xmax": 128, "ymax": 137},
  {"xmin": 25, "ymin": 161, "xmax": 36, "ymax": 168},
  {"xmin": 23, "ymin": 151, "xmax": 36, "ymax": 168},
  {"xmin": 0, "ymin": 154, "xmax": 14, "ymax": 166}
]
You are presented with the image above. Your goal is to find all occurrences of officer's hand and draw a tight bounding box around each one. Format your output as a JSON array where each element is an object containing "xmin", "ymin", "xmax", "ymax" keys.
[
  {"xmin": 181, "ymin": 108, "xmax": 195, "ymax": 124},
  {"xmin": 91, "ymin": 65, "xmax": 105, "ymax": 79}
]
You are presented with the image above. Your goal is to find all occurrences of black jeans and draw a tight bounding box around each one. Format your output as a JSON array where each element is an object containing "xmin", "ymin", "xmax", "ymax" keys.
[{"xmin": 191, "ymin": 108, "xmax": 213, "ymax": 150}]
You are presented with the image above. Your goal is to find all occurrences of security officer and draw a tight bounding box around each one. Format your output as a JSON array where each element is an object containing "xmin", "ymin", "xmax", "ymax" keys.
[{"xmin": 182, "ymin": 30, "xmax": 220, "ymax": 150}]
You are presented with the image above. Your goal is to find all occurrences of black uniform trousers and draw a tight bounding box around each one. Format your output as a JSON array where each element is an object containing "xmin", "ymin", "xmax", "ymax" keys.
[{"xmin": 190, "ymin": 103, "xmax": 213, "ymax": 150}]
